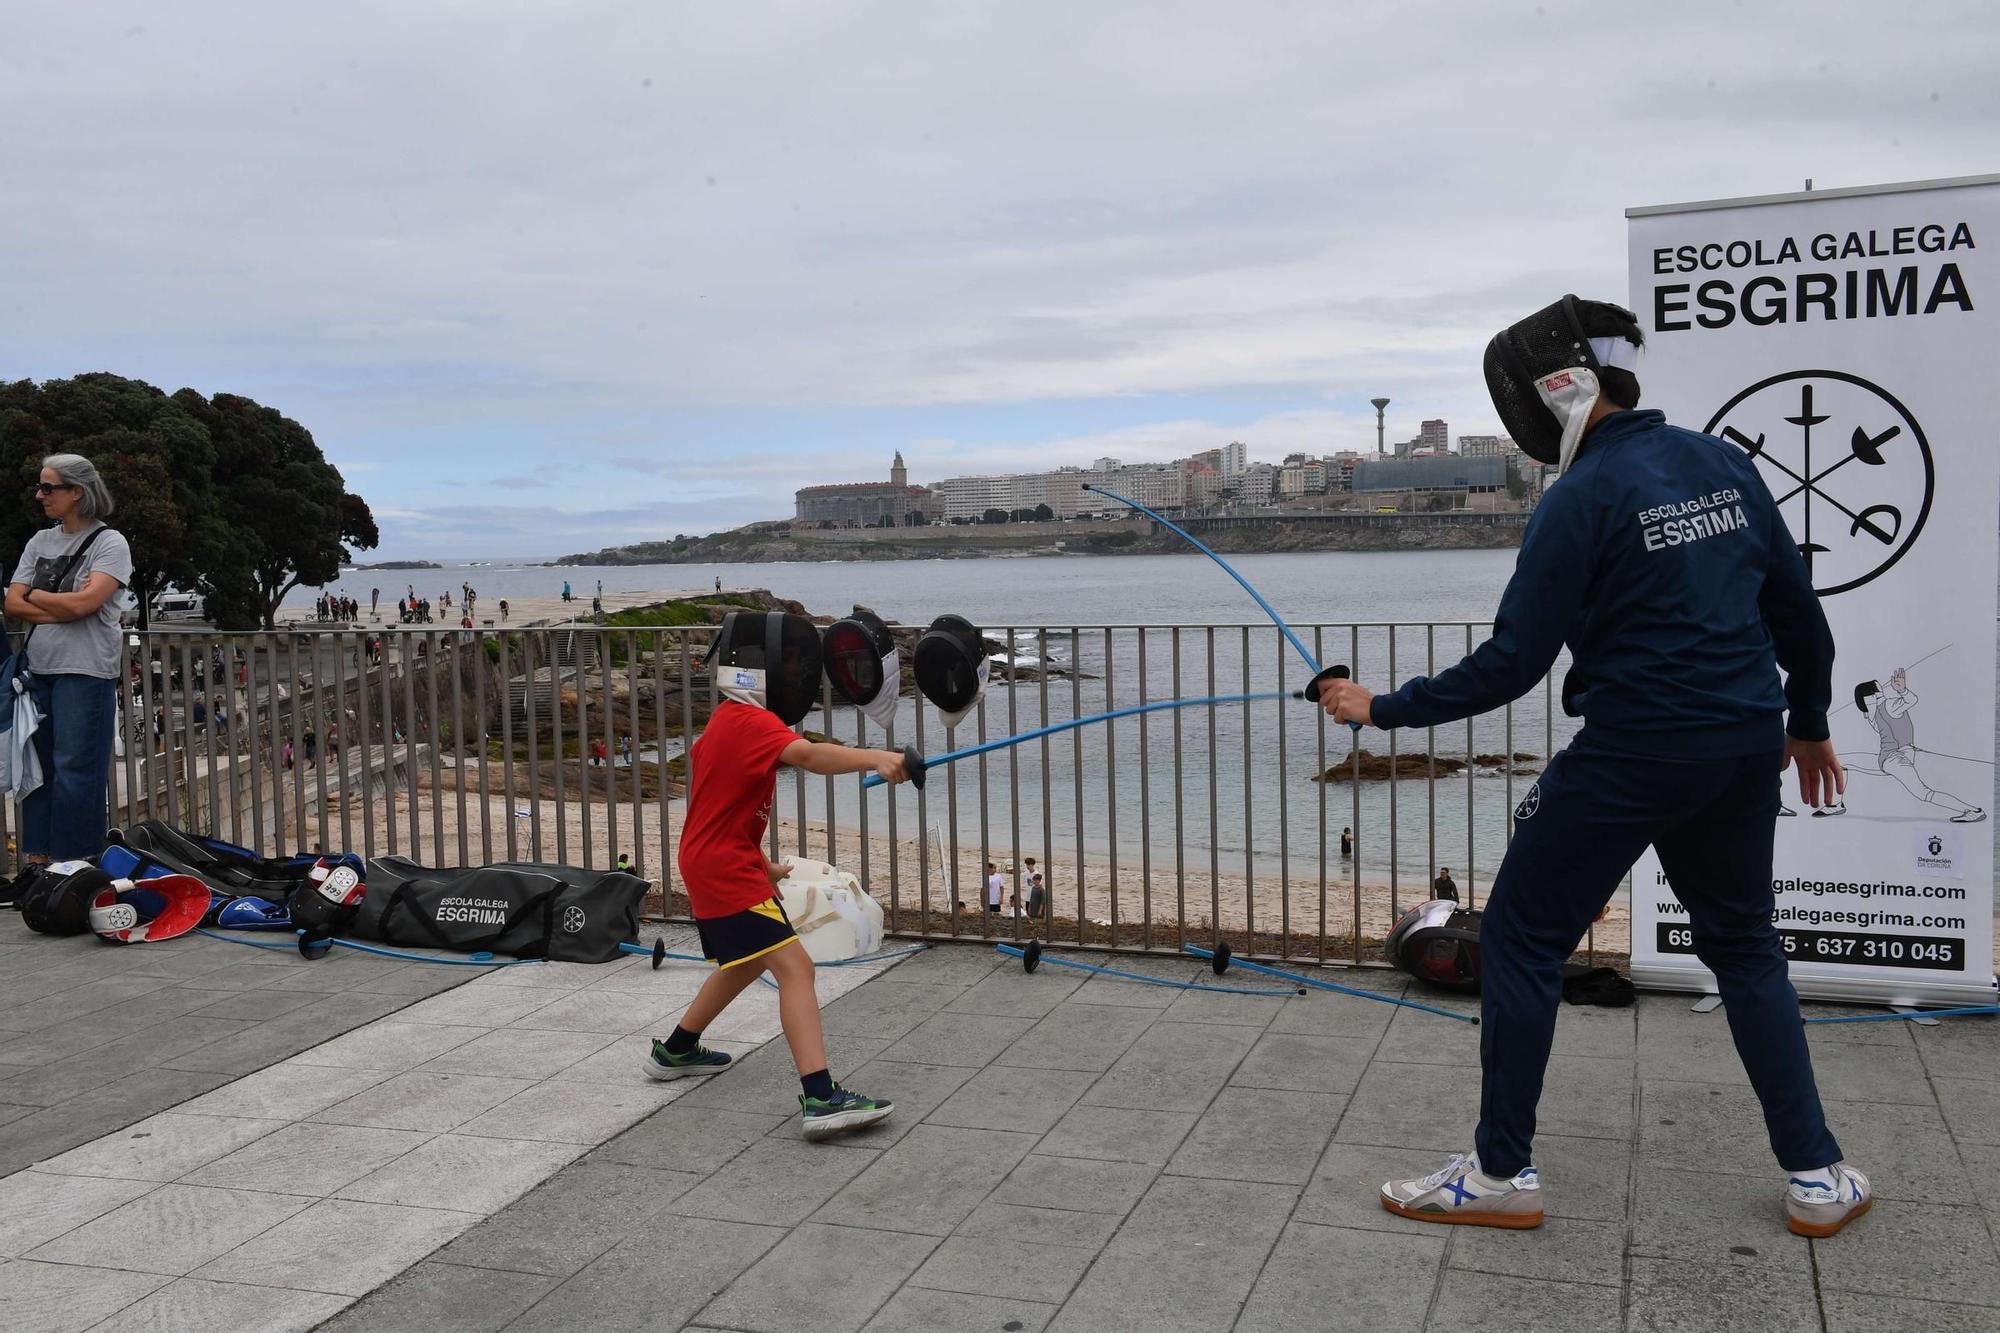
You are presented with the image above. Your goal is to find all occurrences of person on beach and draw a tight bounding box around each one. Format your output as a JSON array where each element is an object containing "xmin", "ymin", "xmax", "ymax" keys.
[
  {"xmin": 984, "ymin": 862, "xmax": 1004, "ymax": 914},
  {"xmin": 1316, "ymin": 297, "xmax": 1867, "ymax": 1239},
  {"xmin": 562, "ymin": 580, "xmax": 571, "ymax": 603},
  {"xmin": 644, "ymin": 611, "xmax": 908, "ymax": 1139},
  {"xmin": 1340, "ymin": 827, "xmax": 1352, "ymax": 859},
  {"xmin": 1432, "ymin": 867, "xmax": 1459, "ymax": 903}
]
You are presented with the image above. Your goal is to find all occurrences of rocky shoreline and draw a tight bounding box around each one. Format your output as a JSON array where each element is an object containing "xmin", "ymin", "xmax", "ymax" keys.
[{"xmin": 557, "ymin": 515, "xmax": 1528, "ymax": 565}]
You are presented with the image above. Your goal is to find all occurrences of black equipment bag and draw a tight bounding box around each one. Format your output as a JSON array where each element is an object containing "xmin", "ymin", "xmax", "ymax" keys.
[
  {"xmin": 347, "ymin": 857, "xmax": 646, "ymax": 962},
  {"xmin": 105, "ymin": 820, "xmax": 362, "ymax": 923},
  {"xmin": 20, "ymin": 862, "xmax": 114, "ymax": 936}
]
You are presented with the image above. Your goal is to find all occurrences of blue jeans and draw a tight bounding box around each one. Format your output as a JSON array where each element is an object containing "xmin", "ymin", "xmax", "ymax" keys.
[
  {"xmin": 1473, "ymin": 732, "xmax": 1842, "ymax": 1177},
  {"xmin": 21, "ymin": 672, "xmax": 117, "ymax": 860}
]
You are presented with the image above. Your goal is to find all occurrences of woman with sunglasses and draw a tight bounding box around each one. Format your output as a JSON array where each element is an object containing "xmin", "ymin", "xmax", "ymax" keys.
[{"xmin": 3, "ymin": 454, "xmax": 133, "ymax": 901}]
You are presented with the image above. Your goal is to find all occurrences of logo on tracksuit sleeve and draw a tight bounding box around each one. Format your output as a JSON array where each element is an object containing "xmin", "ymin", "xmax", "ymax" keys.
[{"xmin": 1515, "ymin": 783, "xmax": 1541, "ymax": 820}]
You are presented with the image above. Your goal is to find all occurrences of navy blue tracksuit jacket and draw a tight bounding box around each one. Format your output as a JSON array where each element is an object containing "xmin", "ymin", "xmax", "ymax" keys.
[{"xmin": 1365, "ymin": 408, "xmax": 1844, "ymax": 1178}]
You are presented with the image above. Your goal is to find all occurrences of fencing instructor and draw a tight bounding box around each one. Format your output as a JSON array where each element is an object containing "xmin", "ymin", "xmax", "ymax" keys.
[{"xmin": 1316, "ymin": 296, "xmax": 1870, "ymax": 1238}]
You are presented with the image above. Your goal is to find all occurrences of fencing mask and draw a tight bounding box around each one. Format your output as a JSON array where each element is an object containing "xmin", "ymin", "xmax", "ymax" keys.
[
  {"xmin": 825, "ymin": 608, "xmax": 900, "ymax": 732},
  {"xmin": 913, "ymin": 614, "xmax": 988, "ymax": 728},
  {"xmin": 707, "ymin": 611, "xmax": 825, "ymax": 727},
  {"xmin": 89, "ymin": 873, "xmax": 209, "ymax": 945},
  {"xmin": 1385, "ymin": 898, "xmax": 1483, "ymax": 994},
  {"xmin": 1483, "ymin": 295, "xmax": 1642, "ymax": 471}
]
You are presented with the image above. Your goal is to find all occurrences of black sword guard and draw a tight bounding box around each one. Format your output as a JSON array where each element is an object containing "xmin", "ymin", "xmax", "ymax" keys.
[{"xmin": 1293, "ymin": 663, "xmax": 1351, "ymax": 702}]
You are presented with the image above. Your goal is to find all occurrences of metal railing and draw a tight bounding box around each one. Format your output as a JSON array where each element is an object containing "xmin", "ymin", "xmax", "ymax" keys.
[{"xmin": 34, "ymin": 619, "xmax": 1593, "ymax": 965}]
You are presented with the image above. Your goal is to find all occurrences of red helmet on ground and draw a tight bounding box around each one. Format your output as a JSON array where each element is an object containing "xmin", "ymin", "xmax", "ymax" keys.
[{"xmin": 89, "ymin": 874, "xmax": 209, "ymax": 945}]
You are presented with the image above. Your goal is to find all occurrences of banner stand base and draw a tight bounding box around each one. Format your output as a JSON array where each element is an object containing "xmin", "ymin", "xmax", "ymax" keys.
[{"xmin": 1633, "ymin": 963, "xmax": 2000, "ymax": 1011}]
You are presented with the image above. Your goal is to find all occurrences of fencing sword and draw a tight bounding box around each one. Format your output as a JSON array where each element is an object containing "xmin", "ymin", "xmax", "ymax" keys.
[
  {"xmin": 1827, "ymin": 643, "xmax": 1954, "ymax": 718},
  {"xmin": 194, "ymin": 926, "xmax": 541, "ymax": 967},
  {"xmin": 1082, "ymin": 483, "xmax": 1361, "ymax": 722},
  {"xmin": 999, "ymin": 941, "xmax": 1300, "ymax": 997},
  {"xmin": 861, "ymin": 692, "xmax": 1289, "ymax": 788},
  {"xmin": 1183, "ymin": 942, "xmax": 1479, "ymax": 1024},
  {"xmin": 614, "ymin": 937, "xmax": 932, "ymax": 970}
]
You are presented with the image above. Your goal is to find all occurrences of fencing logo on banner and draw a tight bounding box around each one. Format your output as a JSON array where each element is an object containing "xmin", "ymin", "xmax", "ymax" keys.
[{"xmin": 1707, "ymin": 370, "xmax": 1934, "ymax": 595}]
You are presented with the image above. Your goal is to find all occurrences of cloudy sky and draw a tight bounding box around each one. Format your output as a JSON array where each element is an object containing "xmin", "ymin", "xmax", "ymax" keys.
[{"xmin": 5, "ymin": 2, "xmax": 1993, "ymax": 559}]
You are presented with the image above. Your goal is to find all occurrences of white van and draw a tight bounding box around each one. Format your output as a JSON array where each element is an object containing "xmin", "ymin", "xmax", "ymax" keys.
[{"xmin": 152, "ymin": 591, "xmax": 204, "ymax": 619}]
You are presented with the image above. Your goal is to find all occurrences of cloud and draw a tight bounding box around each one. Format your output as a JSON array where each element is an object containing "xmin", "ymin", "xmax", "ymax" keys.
[{"xmin": 3, "ymin": 2, "xmax": 1994, "ymax": 550}]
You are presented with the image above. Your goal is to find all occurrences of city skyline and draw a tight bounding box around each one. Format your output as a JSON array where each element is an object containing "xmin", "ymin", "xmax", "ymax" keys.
[{"xmin": 5, "ymin": 5, "xmax": 1992, "ymax": 560}]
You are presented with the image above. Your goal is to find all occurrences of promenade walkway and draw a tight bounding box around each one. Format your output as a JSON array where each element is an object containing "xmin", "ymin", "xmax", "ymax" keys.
[{"xmin": 2, "ymin": 923, "xmax": 1995, "ymax": 1332}]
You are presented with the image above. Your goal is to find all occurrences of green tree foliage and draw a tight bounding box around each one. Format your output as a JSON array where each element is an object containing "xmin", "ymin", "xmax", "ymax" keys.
[
  {"xmin": 0, "ymin": 374, "xmax": 375, "ymax": 630},
  {"xmin": 171, "ymin": 391, "xmax": 378, "ymax": 628},
  {"xmin": 0, "ymin": 373, "xmax": 225, "ymax": 625}
]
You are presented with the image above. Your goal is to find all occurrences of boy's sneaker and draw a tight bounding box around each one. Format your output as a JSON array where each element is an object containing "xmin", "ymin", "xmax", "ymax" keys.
[
  {"xmin": 643, "ymin": 1040, "xmax": 732, "ymax": 1081},
  {"xmin": 1785, "ymin": 1163, "xmax": 1872, "ymax": 1238},
  {"xmin": 0, "ymin": 864, "xmax": 42, "ymax": 909},
  {"xmin": 1380, "ymin": 1151, "xmax": 1544, "ymax": 1229},
  {"xmin": 800, "ymin": 1085, "xmax": 893, "ymax": 1140}
]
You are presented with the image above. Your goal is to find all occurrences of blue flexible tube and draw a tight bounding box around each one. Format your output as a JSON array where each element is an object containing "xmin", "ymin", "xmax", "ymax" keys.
[
  {"xmin": 193, "ymin": 926, "xmax": 534, "ymax": 967},
  {"xmin": 1804, "ymin": 1004, "xmax": 2000, "ymax": 1025},
  {"xmin": 1181, "ymin": 944, "xmax": 1479, "ymax": 1024},
  {"xmin": 996, "ymin": 943, "xmax": 1294, "ymax": 997},
  {"xmin": 863, "ymin": 693, "xmax": 1288, "ymax": 788}
]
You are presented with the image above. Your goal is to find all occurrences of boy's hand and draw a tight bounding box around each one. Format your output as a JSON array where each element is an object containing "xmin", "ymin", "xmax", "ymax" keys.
[
  {"xmin": 1316, "ymin": 677, "xmax": 1374, "ymax": 727},
  {"xmin": 874, "ymin": 750, "xmax": 910, "ymax": 785},
  {"xmin": 766, "ymin": 861, "xmax": 793, "ymax": 888}
]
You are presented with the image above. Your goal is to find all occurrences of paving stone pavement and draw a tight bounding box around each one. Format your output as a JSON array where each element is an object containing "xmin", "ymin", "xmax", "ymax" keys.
[
  {"xmin": 0, "ymin": 919, "xmax": 895, "ymax": 1332},
  {"xmin": 2, "ymin": 930, "xmax": 1997, "ymax": 1331}
]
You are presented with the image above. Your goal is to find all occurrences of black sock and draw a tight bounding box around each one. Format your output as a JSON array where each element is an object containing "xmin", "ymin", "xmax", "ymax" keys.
[
  {"xmin": 801, "ymin": 1069, "xmax": 834, "ymax": 1101},
  {"xmin": 663, "ymin": 1025, "xmax": 700, "ymax": 1056}
]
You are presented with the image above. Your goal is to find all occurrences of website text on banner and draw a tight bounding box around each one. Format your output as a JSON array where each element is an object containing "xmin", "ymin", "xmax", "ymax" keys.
[{"xmin": 1626, "ymin": 175, "xmax": 1999, "ymax": 1007}]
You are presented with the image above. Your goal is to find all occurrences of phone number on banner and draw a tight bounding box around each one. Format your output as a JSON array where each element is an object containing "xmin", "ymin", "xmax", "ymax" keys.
[{"xmin": 1656, "ymin": 924, "xmax": 1964, "ymax": 971}]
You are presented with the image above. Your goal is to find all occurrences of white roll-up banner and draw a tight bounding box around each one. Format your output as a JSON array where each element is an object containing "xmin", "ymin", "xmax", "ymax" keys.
[{"xmin": 1626, "ymin": 175, "xmax": 2000, "ymax": 1006}]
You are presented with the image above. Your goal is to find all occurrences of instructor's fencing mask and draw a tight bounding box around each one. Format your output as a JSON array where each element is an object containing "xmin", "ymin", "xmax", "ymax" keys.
[
  {"xmin": 825, "ymin": 608, "xmax": 900, "ymax": 732},
  {"xmin": 1385, "ymin": 898, "xmax": 1483, "ymax": 994},
  {"xmin": 707, "ymin": 611, "xmax": 825, "ymax": 727},
  {"xmin": 1483, "ymin": 295, "xmax": 1642, "ymax": 472},
  {"xmin": 913, "ymin": 614, "xmax": 988, "ymax": 728}
]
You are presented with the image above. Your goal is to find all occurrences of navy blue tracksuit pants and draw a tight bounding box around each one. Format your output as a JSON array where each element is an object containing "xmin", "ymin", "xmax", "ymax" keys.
[{"xmin": 1474, "ymin": 732, "xmax": 1842, "ymax": 1178}]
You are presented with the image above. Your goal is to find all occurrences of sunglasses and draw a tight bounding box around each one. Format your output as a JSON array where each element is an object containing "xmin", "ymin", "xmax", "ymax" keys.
[{"xmin": 33, "ymin": 482, "xmax": 77, "ymax": 496}]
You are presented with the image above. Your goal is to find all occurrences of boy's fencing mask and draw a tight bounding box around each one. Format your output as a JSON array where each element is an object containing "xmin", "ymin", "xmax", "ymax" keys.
[
  {"xmin": 913, "ymin": 614, "xmax": 989, "ymax": 728},
  {"xmin": 707, "ymin": 611, "xmax": 826, "ymax": 727},
  {"xmin": 1484, "ymin": 295, "xmax": 1641, "ymax": 472},
  {"xmin": 824, "ymin": 608, "xmax": 900, "ymax": 732}
]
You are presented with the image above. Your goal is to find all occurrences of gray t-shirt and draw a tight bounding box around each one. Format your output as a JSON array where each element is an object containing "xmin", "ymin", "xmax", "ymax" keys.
[{"xmin": 10, "ymin": 523, "xmax": 134, "ymax": 679}]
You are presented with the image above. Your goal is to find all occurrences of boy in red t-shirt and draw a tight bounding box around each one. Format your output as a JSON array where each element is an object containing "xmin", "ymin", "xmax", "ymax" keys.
[{"xmin": 646, "ymin": 612, "xmax": 913, "ymax": 1140}]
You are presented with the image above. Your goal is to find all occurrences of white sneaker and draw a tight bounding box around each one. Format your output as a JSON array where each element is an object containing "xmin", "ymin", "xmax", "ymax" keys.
[
  {"xmin": 1786, "ymin": 1163, "xmax": 1871, "ymax": 1238},
  {"xmin": 1380, "ymin": 1151, "xmax": 1544, "ymax": 1229}
]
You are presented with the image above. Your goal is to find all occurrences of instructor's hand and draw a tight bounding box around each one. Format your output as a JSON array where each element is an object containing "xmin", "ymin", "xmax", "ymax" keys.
[
  {"xmin": 1316, "ymin": 677, "xmax": 1374, "ymax": 727},
  {"xmin": 874, "ymin": 750, "xmax": 911, "ymax": 785},
  {"xmin": 1783, "ymin": 737, "xmax": 1846, "ymax": 809}
]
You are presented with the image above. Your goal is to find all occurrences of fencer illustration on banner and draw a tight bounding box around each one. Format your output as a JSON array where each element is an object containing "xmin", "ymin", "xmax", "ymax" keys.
[{"xmin": 1627, "ymin": 174, "xmax": 2000, "ymax": 1007}]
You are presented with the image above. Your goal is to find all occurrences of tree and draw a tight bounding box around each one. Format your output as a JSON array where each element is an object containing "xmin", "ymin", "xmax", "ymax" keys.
[
  {"xmin": 1033, "ymin": 503, "xmax": 1054, "ymax": 522},
  {"xmin": 1504, "ymin": 462, "xmax": 1528, "ymax": 501},
  {"xmin": 170, "ymin": 390, "xmax": 377, "ymax": 628},
  {"xmin": 0, "ymin": 373, "xmax": 226, "ymax": 628},
  {"xmin": 982, "ymin": 507, "xmax": 1007, "ymax": 525}
]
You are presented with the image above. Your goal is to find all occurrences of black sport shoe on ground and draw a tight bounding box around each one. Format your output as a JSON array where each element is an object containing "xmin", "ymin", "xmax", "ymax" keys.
[
  {"xmin": 642, "ymin": 1040, "xmax": 732, "ymax": 1080},
  {"xmin": 0, "ymin": 865, "xmax": 43, "ymax": 910}
]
